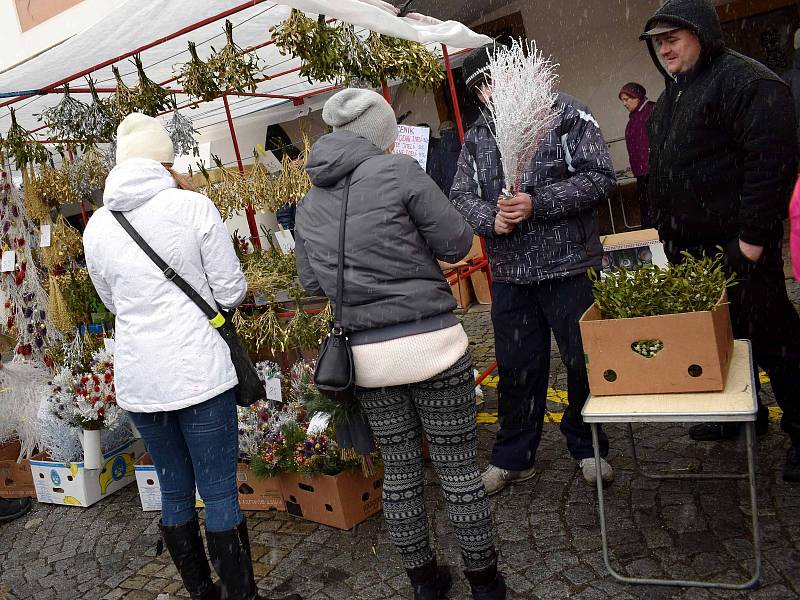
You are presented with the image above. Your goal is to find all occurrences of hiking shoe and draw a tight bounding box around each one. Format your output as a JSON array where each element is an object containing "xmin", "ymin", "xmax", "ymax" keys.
[
  {"xmin": 481, "ymin": 465, "xmax": 536, "ymax": 496},
  {"xmin": 0, "ymin": 496, "xmax": 32, "ymax": 523},
  {"xmin": 784, "ymin": 446, "xmax": 800, "ymax": 483},
  {"xmin": 578, "ymin": 458, "xmax": 614, "ymax": 485},
  {"xmin": 689, "ymin": 418, "xmax": 769, "ymax": 442}
]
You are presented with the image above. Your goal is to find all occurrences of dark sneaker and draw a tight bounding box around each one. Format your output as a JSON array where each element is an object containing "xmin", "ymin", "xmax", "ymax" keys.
[
  {"xmin": 0, "ymin": 497, "xmax": 32, "ymax": 523},
  {"xmin": 784, "ymin": 446, "xmax": 800, "ymax": 483},
  {"xmin": 688, "ymin": 422, "xmax": 741, "ymax": 441}
]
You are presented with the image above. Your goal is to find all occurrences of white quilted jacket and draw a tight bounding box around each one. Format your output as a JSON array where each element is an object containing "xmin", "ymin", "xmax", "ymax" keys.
[{"xmin": 83, "ymin": 159, "xmax": 247, "ymax": 413}]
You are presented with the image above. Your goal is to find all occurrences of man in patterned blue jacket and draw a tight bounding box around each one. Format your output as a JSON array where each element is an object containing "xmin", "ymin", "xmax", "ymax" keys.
[{"xmin": 450, "ymin": 46, "xmax": 617, "ymax": 495}]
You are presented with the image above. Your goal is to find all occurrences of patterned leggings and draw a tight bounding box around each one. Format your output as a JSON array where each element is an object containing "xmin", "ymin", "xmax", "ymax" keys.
[{"xmin": 358, "ymin": 353, "xmax": 497, "ymax": 570}]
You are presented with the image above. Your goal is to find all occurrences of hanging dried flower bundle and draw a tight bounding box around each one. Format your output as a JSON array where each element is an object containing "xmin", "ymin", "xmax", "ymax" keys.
[
  {"xmin": 198, "ymin": 156, "xmax": 249, "ymax": 221},
  {"xmin": 165, "ymin": 109, "xmax": 199, "ymax": 157},
  {"xmin": 271, "ymin": 11, "xmax": 350, "ymax": 84},
  {"xmin": 38, "ymin": 84, "xmax": 90, "ymax": 143},
  {"xmin": 271, "ymin": 12, "xmax": 444, "ymax": 91},
  {"xmin": 22, "ymin": 165, "xmax": 50, "ymax": 223},
  {"xmin": 71, "ymin": 144, "xmax": 109, "ymax": 197},
  {"xmin": 112, "ymin": 55, "xmax": 175, "ymax": 119},
  {"xmin": 270, "ymin": 131, "xmax": 311, "ymax": 209},
  {"xmin": 247, "ymin": 151, "xmax": 276, "ymax": 213},
  {"xmin": 484, "ymin": 40, "xmax": 558, "ymax": 193},
  {"xmin": 360, "ymin": 32, "xmax": 445, "ymax": 92},
  {"xmin": 4, "ymin": 108, "xmax": 50, "ymax": 169},
  {"xmin": 207, "ymin": 20, "xmax": 264, "ymax": 94},
  {"xmin": 177, "ymin": 41, "xmax": 221, "ymax": 102},
  {"xmin": 48, "ymin": 273, "xmax": 75, "ymax": 334},
  {"xmin": 83, "ymin": 77, "xmax": 116, "ymax": 143},
  {"xmin": 39, "ymin": 214, "xmax": 84, "ymax": 271},
  {"xmin": 36, "ymin": 161, "xmax": 81, "ymax": 207}
]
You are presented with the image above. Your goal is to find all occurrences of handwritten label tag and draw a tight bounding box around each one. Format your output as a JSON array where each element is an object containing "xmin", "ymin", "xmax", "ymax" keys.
[
  {"xmin": 103, "ymin": 338, "xmax": 115, "ymax": 354},
  {"xmin": 265, "ymin": 377, "xmax": 282, "ymax": 402},
  {"xmin": 40, "ymin": 225, "xmax": 51, "ymax": 248},
  {"xmin": 274, "ymin": 230, "xmax": 295, "ymax": 255},
  {"xmin": 1, "ymin": 251, "xmax": 15, "ymax": 272}
]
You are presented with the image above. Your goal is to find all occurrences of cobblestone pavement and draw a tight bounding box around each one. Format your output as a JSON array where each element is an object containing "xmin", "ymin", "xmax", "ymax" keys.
[{"xmin": 1, "ymin": 284, "xmax": 799, "ymax": 600}]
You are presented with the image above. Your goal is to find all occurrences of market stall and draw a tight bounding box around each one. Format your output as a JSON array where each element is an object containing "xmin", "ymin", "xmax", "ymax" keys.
[{"xmin": 0, "ymin": 0, "xmax": 494, "ymax": 516}]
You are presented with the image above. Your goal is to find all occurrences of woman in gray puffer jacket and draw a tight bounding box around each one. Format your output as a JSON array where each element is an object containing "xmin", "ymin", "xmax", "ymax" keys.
[{"xmin": 295, "ymin": 89, "xmax": 505, "ymax": 600}]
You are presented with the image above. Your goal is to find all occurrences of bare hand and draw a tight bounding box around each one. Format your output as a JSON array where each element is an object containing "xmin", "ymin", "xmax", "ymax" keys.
[
  {"xmin": 494, "ymin": 212, "xmax": 516, "ymax": 235},
  {"xmin": 739, "ymin": 240, "xmax": 763, "ymax": 263},
  {"xmin": 497, "ymin": 192, "xmax": 533, "ymax": 224}
]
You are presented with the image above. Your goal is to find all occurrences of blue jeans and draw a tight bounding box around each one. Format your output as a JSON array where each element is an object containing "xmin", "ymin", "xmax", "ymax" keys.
[{"xmin": 129, "ymin": 389, "xmax": 241, "ymax": 532}]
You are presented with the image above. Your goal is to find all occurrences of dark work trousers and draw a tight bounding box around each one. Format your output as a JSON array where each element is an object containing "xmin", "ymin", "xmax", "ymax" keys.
[
  {"xmin": 636, "ymin": 175, "xmax": 652, "ymax": 229},
  {"xmin": 490, "ymin": 274, "xmax": 609, "ymax": 470},
  {"xmin": 666, "ymin": 238, "xmax": 800, "ymax": 446}
]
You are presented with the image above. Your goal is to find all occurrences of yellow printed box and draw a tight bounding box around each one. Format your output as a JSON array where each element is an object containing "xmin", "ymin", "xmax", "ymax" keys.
[
  {"xmin": 134, "ymin": 453, "xmax": 205, "ymax": 512},
  {"xmin": 29, "ymin": 439, "xmax": 145, "ymax": 507}
]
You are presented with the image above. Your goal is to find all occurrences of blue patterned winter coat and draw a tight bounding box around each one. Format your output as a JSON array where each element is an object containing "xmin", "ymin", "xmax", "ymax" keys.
[{"xmin": 449, "ymin": 93, "xmax": 616, "ymax": 283}]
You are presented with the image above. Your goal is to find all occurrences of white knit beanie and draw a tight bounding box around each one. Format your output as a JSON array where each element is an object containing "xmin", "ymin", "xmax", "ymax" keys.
[
  {"xmin": 115, "ymin": 113, "xmax": 175, "ymax": 165},
  {"xmin": 322, "ymin": 89, "xmax": 398, "ymax": 151}
]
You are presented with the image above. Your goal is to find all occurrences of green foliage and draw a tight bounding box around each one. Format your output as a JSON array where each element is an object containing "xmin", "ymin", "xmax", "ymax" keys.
[{"xmin": 589, "ymin": 252, "xmax": 736, "ymax": 319}]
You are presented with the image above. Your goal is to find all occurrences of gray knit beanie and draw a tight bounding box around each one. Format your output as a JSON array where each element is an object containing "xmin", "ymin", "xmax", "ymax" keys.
[{"xmin": 322, "ymin": 88, "xmax": 398, "ymax": 151}]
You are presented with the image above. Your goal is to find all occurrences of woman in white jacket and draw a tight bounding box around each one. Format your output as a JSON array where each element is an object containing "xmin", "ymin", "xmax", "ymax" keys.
[{"xmin": 83, "ymin": 114, "xmax": 300, "ymax": 600}]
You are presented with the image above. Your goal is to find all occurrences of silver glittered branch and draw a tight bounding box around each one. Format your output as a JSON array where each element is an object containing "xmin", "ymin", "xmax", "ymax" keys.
[{"xmin": 485, "ymin": 40, "xmax": 558, "ymax": 193}]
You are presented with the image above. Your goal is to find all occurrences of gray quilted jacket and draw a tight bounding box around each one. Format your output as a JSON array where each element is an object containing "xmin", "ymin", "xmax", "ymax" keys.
[
  {"xmin": 449, "ymin": 93, "xmax": 616, "ymax": 283},
  {"xmin": 295, "ymin": 131, "xmax": 473, "ymax": 343}
]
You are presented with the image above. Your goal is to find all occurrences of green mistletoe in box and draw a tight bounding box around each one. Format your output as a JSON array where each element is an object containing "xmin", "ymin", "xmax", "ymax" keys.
[{"xmin": 589, "ymin": 251, "xmax": 736, "ymax": 319}]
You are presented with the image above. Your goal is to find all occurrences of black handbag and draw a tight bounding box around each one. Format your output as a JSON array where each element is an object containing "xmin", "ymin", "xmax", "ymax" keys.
[
  {"xmin": 111, "ymin": 210, "xmax": 266, "ymax": 407},
  {"xmin": 313, "ymin": 173, "xmax": 356, "ymax": 403}
]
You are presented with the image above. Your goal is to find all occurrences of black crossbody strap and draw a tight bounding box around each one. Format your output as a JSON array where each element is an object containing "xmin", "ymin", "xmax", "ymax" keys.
[
  {"xmin": 333, "ymin": 173, "xmax": 353, "ymax": 327},
  {"xmin": 110, "ymin": 211, "xmax": 225, "ymax": 328}
]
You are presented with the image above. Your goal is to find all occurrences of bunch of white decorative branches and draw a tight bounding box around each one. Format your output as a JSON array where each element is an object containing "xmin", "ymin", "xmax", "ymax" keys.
[{"xmin": 485, "ymin": 40, "xmax": 559, "ymax": 193}]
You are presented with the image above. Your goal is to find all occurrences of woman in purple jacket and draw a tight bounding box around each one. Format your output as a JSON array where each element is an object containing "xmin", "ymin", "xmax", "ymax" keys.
[{"xmin": 619, "ymin": 82, "xmax": 656, "ymax": 228}]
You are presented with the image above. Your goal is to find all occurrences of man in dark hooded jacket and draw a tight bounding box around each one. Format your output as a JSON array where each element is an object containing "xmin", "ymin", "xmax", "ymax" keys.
[
  {"xmin": 642, "ymin": 0, "xmax": 800, "ymax": 481},
  {"xmin": 783, "ymin": 28, "xmax": 800, "ymax": 148},
  {"xmin": 450, "ymin": 46, "xmax": 617, "ymax": 494}
]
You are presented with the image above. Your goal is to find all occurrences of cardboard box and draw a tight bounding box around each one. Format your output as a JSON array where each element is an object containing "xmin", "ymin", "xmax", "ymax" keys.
[
  {"xmin": 579, "ymin": 291, "xmax": 734, "ymax": 396},
  {"xmin": 448, "ymin": 271, "xmax": 474, "ymax": 309},
  {"xmin": 470, "ymin": 270, "xmax": 492, "ymax": 305},
  {"xmin": 134, "ymin": 453, "xmax": 205, "ymax": 512},
  {"xmin": 282, "ymin": 468, "xmax": 384, "ymax": 530},
  {"xmin": 30, "ymin": 439, "xmax": 145, "ymax": 507},
  {"xmin": 236, "ymin": 463, "xmax": 285, "ymax": 512},
  {"xmin": 0, "ymin": 440, "xmax": 35, "ymax": 498},
  {"xmin": 600, "ymin": 229, "xmax": 668, "ymax": 275}
]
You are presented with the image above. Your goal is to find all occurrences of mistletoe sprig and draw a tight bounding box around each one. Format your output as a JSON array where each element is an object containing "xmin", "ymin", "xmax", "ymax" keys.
[
  {"xmin": 112, "ymin": 54, "xmax": 175, "ymax": 119},
  {"xmin": 589, "ymin": 252, "xmax": 736, "ymax": 320},
  {"xmin": 38, "ymin": 84, "xmax": 89, "ymax": 143},
  {"xmin": 207, "ymin": 20, "xmax": 264, "ymax": 95},
  {"xmin": 4, "ymin": 108, "xmax": 50, "ymax": 169},
  {"xmin": 177, "ymin": 41, "xmax": 221, "ymax": 102}
]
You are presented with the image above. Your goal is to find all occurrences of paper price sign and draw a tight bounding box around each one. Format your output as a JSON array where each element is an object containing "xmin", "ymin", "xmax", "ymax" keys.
[
  {"xmin": 393, "ymin": 124, "xmax": 431, "ymax": 170},
  {"xmin": 40, "ymin": 225, "xmax": 51, "ymax": 248},
  {"xmin": 274, "ymin": 230, "xmax": 295, "ymax": 255},
  {"xmin": 1, "ymin": 251, "xmax": 16, "ymax": 272},
  {"xmin": 265, "ymin": 377, "xmax": 282, "ymax": 402}
]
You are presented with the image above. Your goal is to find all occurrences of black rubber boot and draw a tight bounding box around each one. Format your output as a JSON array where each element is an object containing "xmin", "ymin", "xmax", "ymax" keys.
[
  {"xmin": 206, "ymin": 517, "xmax": 302, "ymax": 600},
  {"xmin": 464, "ymin": 559, "xmax": 506, "ymax": 600},
  {"xmin": 784, "ymin": 446, "xmax": 800, "ymax": 482},
  {"xmin": 405, "ymin": 556, "xmax": 453, "ymax": 599},
  {"xmin": 0, "ymin": 497, "xmax": 31, "ymax": 523},
  {"xmin": 159, "ymin": 513, "xmax": 222, "ymax": 600}
]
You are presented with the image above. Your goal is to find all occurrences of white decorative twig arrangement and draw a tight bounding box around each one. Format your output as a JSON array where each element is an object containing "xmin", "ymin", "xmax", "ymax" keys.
[{"xmin": 485, "ymin": 40, "xmax": 559, "ymax": 193}]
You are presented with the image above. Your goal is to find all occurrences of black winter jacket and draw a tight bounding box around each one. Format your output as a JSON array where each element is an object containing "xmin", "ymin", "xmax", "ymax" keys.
[
  {"xmin": 783, "ymin": 48, "xmax": 800, "ymax": 148},
  {"xmin": 295, "ymin": 131, "xmax": 473, "ymax": 342},
  {"xmin": 645, "ymin": 0, "xmax": 798, "ymax": 248},
  {"xmin": 449, "ymin": 93, "xmax": 615, "ymax": 283}
]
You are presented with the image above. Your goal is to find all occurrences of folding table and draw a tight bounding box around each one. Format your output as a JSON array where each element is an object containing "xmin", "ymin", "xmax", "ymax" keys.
[{"xmin": 581, "ymin": 340, "xmax": 760, "ymax": 590}]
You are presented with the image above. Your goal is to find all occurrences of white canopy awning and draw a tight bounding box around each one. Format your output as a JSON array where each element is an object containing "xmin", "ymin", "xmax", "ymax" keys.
[{"xmin": 0, "ymin": 0, "xmax": 492, "ymax": 137}]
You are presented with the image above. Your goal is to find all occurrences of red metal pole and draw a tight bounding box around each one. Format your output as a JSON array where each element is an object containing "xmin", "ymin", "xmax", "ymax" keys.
[
  {"xmin": 222, "ymin": 93, "xmax": 261, "ymax": 250},
  {"xmin": 0, "ymin": 0, "xmax": 272, "ymax": 109},
  {"xmin": 381, "ymin": 82, "xmax": 392, "ymax": 103},
  {"xmin": 442, "ymin": 45, "xmax": 465, "ymax": 144}
]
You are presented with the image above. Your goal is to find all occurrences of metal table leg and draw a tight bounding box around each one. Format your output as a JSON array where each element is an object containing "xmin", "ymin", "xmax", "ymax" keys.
[
  {"xmin": 606, "ymin": 197, "xmax": 617, "ymax": 234},
  {"xmin": 592, "ymin": 422, "xmax": 761, "ymax": 590}
]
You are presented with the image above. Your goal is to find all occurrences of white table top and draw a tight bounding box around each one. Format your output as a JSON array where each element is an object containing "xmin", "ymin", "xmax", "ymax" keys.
[{"xmin": 582, "ymin": 340, "xmax": 757, "ymax": 423}]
